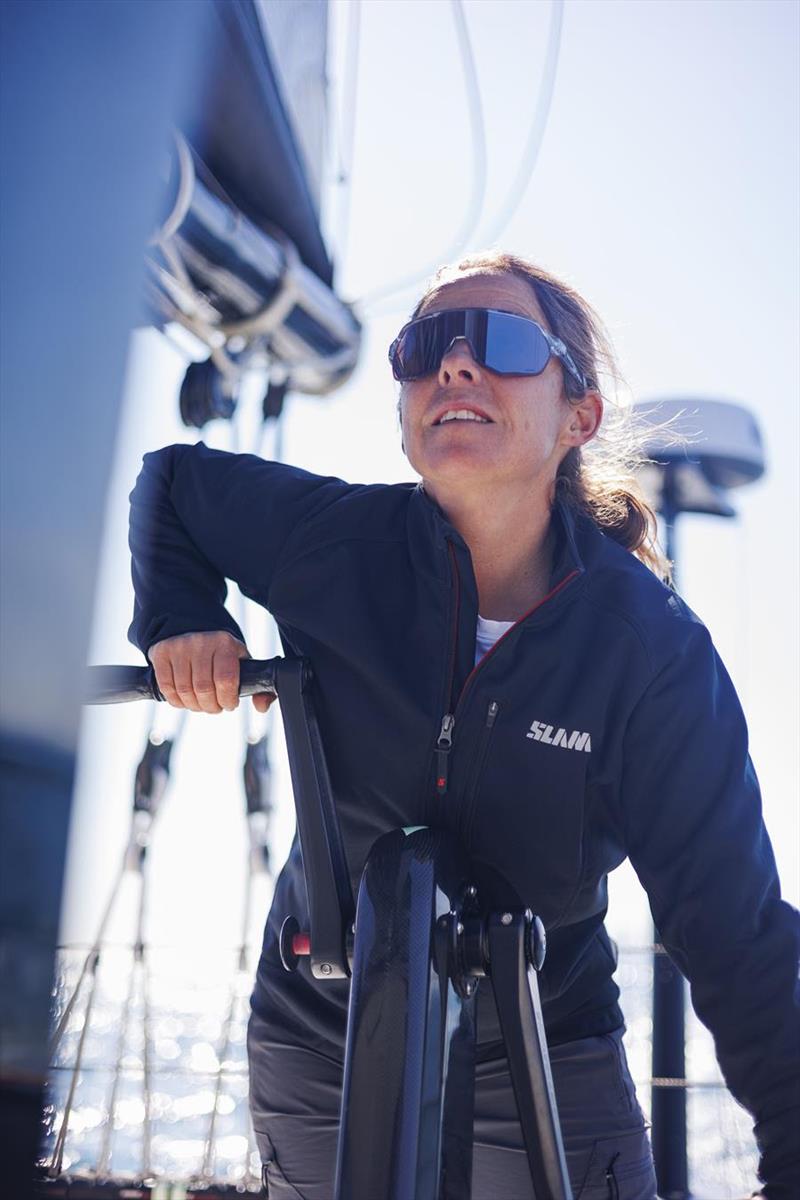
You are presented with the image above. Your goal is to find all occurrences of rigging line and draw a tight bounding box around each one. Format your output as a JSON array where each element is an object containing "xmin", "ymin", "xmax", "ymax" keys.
[
  {"xmin": 470, "ymin": 0, "xmax": 565, "ymax": 249},
  {"xmin": 362, "ymin": 0, "xmax": 566, "ymax": 320},
  {"xmin": 356, "ymin": 0, "xmax": 487, "ymax": 312},
  {"xmin": 228, "ymin": 406, "xmax": 262, "ymax": 742},
  {"xmin": 49, "ymin": 853, "xmax": 128, "ymax": 1059},
  {"xmin": 331, "ymin": 0, "xmax": 361, "ymax": 271},
  {"xmin": 648, "ymin": 1077, "xmax": 729, "ymax": 1089},
  {"xmin": 135, "ymin": 863, "xmax": 154, "ymax": 1180},
  {"xmin": 198, "ymin": 867, "xmax": 256, "ymax": 1181},
  {"xmin": 49, "ymin": 948, "xmax": 103, "ymax": 1177},
  {"xmin": 46, "ymin": 1062, "xmax": 250, "ymax": 1077},
  {"xmin": 147, "ymin": 700, "xmax": 187, "ymax": 761},
  {"xmin": 96, "ymin": 931, "xmax": 138, "ymax": 1178},
  {"xmin": 255, "ymin": 407, "xmax": 286, "ymax": 678},
  {"xmin": 49, "ymin": 723, "xmax": 178, "ymax": 1177},
  {"xmin": 131, "ymin": 864, "xmax": 154, "ymax": 1180},
  {"xmin": 253, "ymin": 402, "xmax": 285, "ymax": 664}
]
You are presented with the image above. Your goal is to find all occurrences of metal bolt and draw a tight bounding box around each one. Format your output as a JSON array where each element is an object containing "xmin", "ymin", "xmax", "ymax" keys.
[
  {"xmin": 456, "ymin": 922, "xmax": 464, "ymax": 935},
  {"xmin": 320, "ymin": 963, "xmax": 332, "ymax": 976},
  {"xmin": 466, "ymin": 885, "xmax": 477, "ymax": 898},
  {"xmin": 501, "ymin": 912, "xmax": 513, "ymax": 925}
]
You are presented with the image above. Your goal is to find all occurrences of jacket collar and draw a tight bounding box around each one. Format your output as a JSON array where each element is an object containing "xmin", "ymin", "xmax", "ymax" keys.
[
  {"xmin": 408, "ymin": 480, "xmax": 591, "ymax": 591},
  {"xmin": 548, "ymin": 493, "xmax": 587, "ymax": 587}
]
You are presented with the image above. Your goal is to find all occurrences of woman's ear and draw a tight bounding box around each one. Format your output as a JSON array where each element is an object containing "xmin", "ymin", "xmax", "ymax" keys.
[{"xmin": 563, "ymin": 389, "xmax": 603, "ymax": 448}]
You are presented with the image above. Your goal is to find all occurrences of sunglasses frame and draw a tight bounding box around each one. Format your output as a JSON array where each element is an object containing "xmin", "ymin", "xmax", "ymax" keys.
[{"xmin": 388, "ymin": 308, "xmax": 589, "ymax": 393}]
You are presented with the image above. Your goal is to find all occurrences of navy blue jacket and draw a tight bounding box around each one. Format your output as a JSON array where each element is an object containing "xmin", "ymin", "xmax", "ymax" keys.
[{"xmin": 128, "ymin": 442, "xmax": 799, "ymax": 1194}]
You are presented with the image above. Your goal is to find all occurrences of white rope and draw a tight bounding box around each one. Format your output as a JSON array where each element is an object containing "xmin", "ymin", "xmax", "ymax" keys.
[
  {"xmin": 357, "ymin": 0, "xmax": 487, "ymax": 313},
  {"xmin": 471, "ymin": 0, "xmax": 565, "ymax": 249},
  {"xmin": 359, "ymin": 0, "xmax": 566, "ymax": 319}
]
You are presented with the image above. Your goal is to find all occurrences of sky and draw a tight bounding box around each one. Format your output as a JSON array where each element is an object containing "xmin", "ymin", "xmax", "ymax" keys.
[{"xmin": 62, "ymin": 0, "xmax": 799, "ymax": 966}]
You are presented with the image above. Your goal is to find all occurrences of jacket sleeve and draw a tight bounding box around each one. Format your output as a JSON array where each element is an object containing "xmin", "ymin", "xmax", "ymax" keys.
[
  {"xmin": 127, "ymin": 441, "xmax": 350, "ymax": 656},
  {"xmin": 620, "ymin": 618, "xmax": 800, "ymax": 1198}
]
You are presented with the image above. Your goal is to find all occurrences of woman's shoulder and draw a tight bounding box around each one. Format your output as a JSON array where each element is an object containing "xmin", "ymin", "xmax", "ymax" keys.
[
  {"xmin": 580, "ymin": 525, "xmax": 710, "ymax": 670},
  {"xmin": 283, "ymin": 473, "xmax": 418, "ymax": 540},
  {"xmin": 160, "ymin": 441, "xmax": 417, "ymax": 517}
]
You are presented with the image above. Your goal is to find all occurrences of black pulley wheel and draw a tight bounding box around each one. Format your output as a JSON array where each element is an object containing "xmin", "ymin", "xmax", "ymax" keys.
[
  {"xmin": 179, "ymin": 357, "xmax": 236, "ymax": 428},
  {"xmin": 262, "ymin": 378, "xmax": 289, "ymax": 421}
]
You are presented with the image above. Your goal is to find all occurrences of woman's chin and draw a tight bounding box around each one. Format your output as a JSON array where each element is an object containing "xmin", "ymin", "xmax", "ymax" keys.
[
  {"xmin": 422, "ymin": 438, "xmax": 503, "ymax": 473},
  {"xmin": 418, "ymin": 455, "xmax": 509, "ymax": 497}
]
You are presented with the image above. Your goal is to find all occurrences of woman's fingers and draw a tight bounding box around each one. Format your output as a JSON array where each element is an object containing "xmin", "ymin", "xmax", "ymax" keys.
[
  {"xmin": 213, "ymin": 639, "xmax": 249, "ymax": 711},
  {"xmin": 148, "ymin": 631, "xmax": 276, "ymax": 714},
  {"xmin": 192, "ymin": 646, "xmax": 224, "ymax": 713},
  {"xmin": 149, "ymin": 638, "xmax": 187, "ymax": 708},
  {"xmin": 149, "ymin": 631, "xmax": 246, "ymax": 713},
  {"xmin": 175, "ymin": 639, "xmax": 215, "ymax": 712}
]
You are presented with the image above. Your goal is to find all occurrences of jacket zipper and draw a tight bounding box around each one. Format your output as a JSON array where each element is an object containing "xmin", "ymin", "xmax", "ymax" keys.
[
  {"xmin": 432, "ymin": 554, "xmax": 580, "ymax": 799},
  {"xmin": 460, "ymin": 700, "xmax": 499, "ymax": 839},
  {"xmin": 435, "ymin": 713, "xmax": 455, "ymax": 795},
  {"xmin": 434, "ymin": 541, "xmax": 461, "ymax": 797}
]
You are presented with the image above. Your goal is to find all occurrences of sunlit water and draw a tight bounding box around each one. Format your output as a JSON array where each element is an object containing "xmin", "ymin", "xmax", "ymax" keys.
[
  {"xmin": 40, "ymin": 945, "xmax": 758, "ymax": 1196},
  {"xmin": 42, "ymin": 946, "xmax": 263, "ymax": 1190}
]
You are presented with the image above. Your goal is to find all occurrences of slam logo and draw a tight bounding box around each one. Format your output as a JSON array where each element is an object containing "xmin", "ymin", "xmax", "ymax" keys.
[{"xmin": 526, "ymin": 720, "xmax": 591, "ymax": 753}]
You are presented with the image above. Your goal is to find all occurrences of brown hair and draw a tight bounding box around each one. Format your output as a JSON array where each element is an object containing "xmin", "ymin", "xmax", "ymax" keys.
[{"xmin": 408, "ymin": 250, "xmax": 670, "ymax": 580}]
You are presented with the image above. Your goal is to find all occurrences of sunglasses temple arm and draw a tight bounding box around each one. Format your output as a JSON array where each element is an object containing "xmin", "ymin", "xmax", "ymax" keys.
[{"xmin": 554, "ymin": 342, "xmax": 588, "ymax": 392}]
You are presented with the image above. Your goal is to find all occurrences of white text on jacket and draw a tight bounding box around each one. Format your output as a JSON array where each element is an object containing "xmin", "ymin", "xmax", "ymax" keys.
[{"xmin": 526, "ymin": 721, "xmax": 591, "ymax": 752}]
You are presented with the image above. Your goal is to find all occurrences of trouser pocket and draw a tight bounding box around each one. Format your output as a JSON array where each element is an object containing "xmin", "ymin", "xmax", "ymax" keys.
[
  {"xmin": 574, "ymin": 1127, "xmax": 657, "ymax": 1200},
  {"xmin": 260, "ymin": 1154, "xmax": 310, "ymax": 1200},
  {"xmin": 472, "ymin": 1030, "xmax": 656, "ymax": 1200}
]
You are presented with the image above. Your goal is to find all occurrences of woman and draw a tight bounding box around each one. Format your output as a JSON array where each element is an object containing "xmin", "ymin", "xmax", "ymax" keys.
[{"xmin": 128, "ymin": 252, "xmax": 798, "ymax": 1198}]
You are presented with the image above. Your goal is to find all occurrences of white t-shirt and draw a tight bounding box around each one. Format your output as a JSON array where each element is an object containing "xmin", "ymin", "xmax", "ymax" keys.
[{"xmin": 475, "ymin": 614, "xmax": 515, "ymax": 666}]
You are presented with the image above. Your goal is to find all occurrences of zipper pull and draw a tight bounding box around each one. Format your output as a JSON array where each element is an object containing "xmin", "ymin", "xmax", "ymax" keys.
[
  {"xmin": 436, "ymin": 713, "xmax": 455, "ymax": 795},
  {"xmin": 486, "ymin": 700, "xmax": 499, "ymax": 727}
]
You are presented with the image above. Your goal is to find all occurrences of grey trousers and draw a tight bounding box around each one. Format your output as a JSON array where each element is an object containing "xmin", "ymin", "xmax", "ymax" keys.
[{"xmin": 248, "ymin": 1011, "xmax": 657, "ymax": 1200}]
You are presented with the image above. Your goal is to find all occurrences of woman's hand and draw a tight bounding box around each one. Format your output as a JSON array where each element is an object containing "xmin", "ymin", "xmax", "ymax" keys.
[{"xmin": 148, "ymin": 631, "xmax": 276, "ymax": 715}]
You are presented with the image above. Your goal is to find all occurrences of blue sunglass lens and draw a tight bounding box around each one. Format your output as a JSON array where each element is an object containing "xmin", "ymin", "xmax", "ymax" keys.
[
  {"xmin": 484, "ymin": 313, "xmax": 551, "ymax": 375},
  {"xmin": 393, "ymin": 310, "xmax": 551, "ymax": 378}
]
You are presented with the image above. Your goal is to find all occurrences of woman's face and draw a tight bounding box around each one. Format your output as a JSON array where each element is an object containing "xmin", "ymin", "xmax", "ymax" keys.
[{"xmin": 398, "ymin": 272, "xmax": 601, "ymax": 501}]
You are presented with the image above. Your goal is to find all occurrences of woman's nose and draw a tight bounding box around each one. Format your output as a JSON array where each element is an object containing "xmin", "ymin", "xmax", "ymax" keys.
[{"xmin": 438, "ymin": 337, "xmax": 482, "ymax": 385}]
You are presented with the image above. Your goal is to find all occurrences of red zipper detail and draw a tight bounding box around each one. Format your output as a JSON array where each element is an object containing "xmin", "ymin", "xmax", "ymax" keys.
[
  {"xmin": 432, "ymin": 559, "xmax": 580, "ymax": 799},
  {"xmin": 453, "ymin": 567, "xmax": 581, "ymax": 718},
  {"xmin": 444, "ymin": 540, "xmax": 461, "ymax": 713}
]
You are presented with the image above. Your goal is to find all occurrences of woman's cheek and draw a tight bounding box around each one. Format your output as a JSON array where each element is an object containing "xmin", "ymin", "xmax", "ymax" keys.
[{"xmin": 399, "ymin": 390, "xmax": 424, "ymax": 463}]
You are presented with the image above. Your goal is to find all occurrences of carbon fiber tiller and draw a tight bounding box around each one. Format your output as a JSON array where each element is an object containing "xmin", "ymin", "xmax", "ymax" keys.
[
  {"xmin": 275, "ymin": 658, "xmax": 355, "ymax": 980},
  {"xmin": 488, "ymin": 911, "xmax": 572, "ymax": 1200}
]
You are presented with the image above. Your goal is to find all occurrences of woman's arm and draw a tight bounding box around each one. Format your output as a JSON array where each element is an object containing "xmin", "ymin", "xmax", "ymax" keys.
[
  {"xmin": 620, "ymin": 622, "xmax": 799, "ymax": 1199},
  {"xmin": 127, "ymin": 441, "xmax": 350, "ymax": 657}
]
